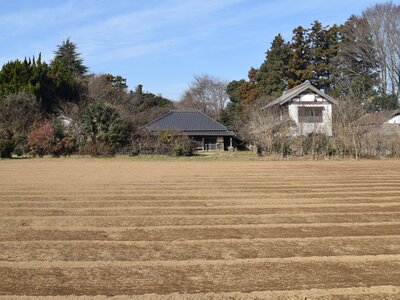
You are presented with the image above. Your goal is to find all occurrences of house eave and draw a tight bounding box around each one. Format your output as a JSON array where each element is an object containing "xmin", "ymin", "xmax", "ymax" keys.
[
  {"xmin": 261, "ymin": 81, "xmax": 338, "ymax": 110},
  {"xmin": 149, "ymin": 130, "xmax": 235, "ymax": 137}
]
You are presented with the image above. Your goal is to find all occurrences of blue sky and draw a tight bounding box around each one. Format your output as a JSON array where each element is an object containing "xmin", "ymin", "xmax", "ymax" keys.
[{"xmin": 0, "ymin": 0, "xmax": 396, "ymax": 100}]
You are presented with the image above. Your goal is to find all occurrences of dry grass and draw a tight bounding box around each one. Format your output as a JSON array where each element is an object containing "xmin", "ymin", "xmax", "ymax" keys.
[{"xmin": 1, "ymin": 158, "xmax": 400, "ymax": 299}]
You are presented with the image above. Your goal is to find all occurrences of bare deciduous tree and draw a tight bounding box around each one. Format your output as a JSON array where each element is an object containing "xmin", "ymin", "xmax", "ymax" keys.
[
  {"xmin": 332, "ymin": 15, "xmax": 378, "ymax": 107},
  {"xmin": 88, "ymin": 74, "xmax": 127, "ymax": 105},
  {"xmin": 177, "ymin": 74, "xmax": 229, "ymax": 119},
  {"xmin": 242, "ymin": 108, "xmax": 294, "ymax": 157},
  {"xmin": 363, "ymin": 2, "xmax": 400, "ymax": 99}
]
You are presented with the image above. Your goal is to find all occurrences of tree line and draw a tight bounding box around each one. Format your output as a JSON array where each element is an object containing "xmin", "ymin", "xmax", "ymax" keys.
[
  {"xmin": 0, "ymin": 38, "xmax": 179, "ymax": 157},
  {"xmin": 220, "ymin": 2, "xmax": 400, "ymax": 130},
  {"xmin": 1, "ymin": 2, "xmax": 399, "ymax": 158}
]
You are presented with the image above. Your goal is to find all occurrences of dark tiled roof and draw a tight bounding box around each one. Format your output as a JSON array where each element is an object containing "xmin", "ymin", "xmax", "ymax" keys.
[
  {"xmin": 354, "ymin": 109, "xmax": 400, "ymax": 126},
  {"xmin": 261, "ymin": 80, "xmax": 338, "ymax": 110},
  {"xmin": 145, "ymin": 110, "xmax": 235, "ymax": 136}
]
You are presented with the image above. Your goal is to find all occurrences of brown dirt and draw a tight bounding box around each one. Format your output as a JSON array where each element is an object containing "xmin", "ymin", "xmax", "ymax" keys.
[{"xmin": 1, "ymin": 158, "xmax": 400, "ymax": 298}]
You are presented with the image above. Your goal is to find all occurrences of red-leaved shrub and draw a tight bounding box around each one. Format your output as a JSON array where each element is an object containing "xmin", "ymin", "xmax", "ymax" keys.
[{"xmin": 27, "ymin": 121, "xmax": 54, "ymax": 156}]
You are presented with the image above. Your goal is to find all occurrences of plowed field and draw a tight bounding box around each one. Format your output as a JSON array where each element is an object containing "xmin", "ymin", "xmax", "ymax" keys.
[{"xmin": 1, "ymin": 158, "xmax": 400, "ymax": 299}]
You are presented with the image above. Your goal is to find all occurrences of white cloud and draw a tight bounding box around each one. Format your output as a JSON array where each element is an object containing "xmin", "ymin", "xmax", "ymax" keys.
[
  {"xmin": 0, "ymin": 0, "xmax": 378, "ymax": 68},
  {"xmin": 70, "ymin": 0, "xmax": 246, "ymax": 62},
  {"xmin": 0, "ymin": 1, "xmax": 104, "ymax": 30}
]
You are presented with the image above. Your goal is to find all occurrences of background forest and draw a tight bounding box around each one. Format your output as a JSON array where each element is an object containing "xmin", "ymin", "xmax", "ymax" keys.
[{"xmin": 0, "ymin": 1, "xmax": 399, "ymax": 158}]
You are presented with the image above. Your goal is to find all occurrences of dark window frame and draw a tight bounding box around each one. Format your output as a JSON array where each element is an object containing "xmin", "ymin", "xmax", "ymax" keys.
[{"xmin": 298, "ymin": 106, "xmax": 324, "ymax": 123}]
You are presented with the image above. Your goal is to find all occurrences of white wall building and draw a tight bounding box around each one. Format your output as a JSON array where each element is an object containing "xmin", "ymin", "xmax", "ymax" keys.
[
  {"xmin": 354, "ymin": 109, "xmax": 400, "ymax": 132},
  {"xmin": 387, "ymin": 113, "xmax": 400, "ymax": 124},
  {"xmin": 261, "ymin": 81, "xmax": 338, "ymax": 136}
]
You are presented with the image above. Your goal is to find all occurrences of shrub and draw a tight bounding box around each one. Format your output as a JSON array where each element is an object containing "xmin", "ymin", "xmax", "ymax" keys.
[
  {"xmin": 51, "ymin": 120, "xmax": 77, "ymax": 156},
  {"xmin": 302, "ymin": 133, "xmax": 329, "ymax": 158},
  {"xmin": 82, "ymin": 101, "xmax": 131, "ymax": 153},
  {"xmin": 131, "ymin": 129, "xmax": 195, "ymax": 157},
  {"xmin": 81, "ymin": 141, "xmax": 114, "ymax": 156},
  {"xmin": 173, "ymin": 140, "xmax": 194, "ymax": 157},
  {"xmin": 130, "ymin": 143, "xmax": 140, "ymax": 156},
  {"xmin": 80, "ymin": 100, "xmax": 134, "ymax": 156},
  {"xmin": 27, "ymin": 120, "xmax": 78, "ymax": 157},
  {"xmin": 0, "ymin": 93, "xmax": 41, "ymax": 156},
  {"xmin": 0, "ymin": 129, "xmax": 13, "ymax": 158},
  {"xmin": 158, "ymin": 130, "xmax": 195, "ymax": 156},
  {"xmin": 27, "ymin": 121, "xmax": 54, "ymax": 156},
  {"xmin": 52, "ymin": 137, "xmax": 77, "ymax": 156}
]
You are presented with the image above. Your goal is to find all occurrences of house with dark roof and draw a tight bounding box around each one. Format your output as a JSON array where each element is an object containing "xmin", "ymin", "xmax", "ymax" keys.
[
  {"xmin": 353, "ymin": 109, "xmax": 400, "ymax": 135},
  {"xmin": 261, "ymin": 81, "xmax": 338, "ymax": 136},
  {"xmin": 354, "ymin": 109, "xmax": 400, "ymax": 127},
  {"xmin": 145, "ymin": 110, "xmax": 235, "ymax": 151}
]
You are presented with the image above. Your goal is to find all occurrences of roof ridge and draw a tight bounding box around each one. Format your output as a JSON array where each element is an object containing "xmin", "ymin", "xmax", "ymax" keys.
[
  {"xmin": 262, "ymin": 81, "xmax": 338, "ymax": 110},
  {"xmin": 363, "ymin": 108, "xmax": 400, "ymax": 117},
  {"xmin": 354, "ymin": 109, "xmax": 400, "ymax": 126},
  {"xmin": 171, "ymin": 109, "xmax": 201, "ymax": 112},
  {"xmin": 282, "ymin": 80, "xmax": 310, "ymax": 95}
]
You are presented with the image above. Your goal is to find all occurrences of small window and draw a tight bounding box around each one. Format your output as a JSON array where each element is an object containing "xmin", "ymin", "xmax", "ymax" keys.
[{"xmin": 298, "ymin": 107, "xmax": 323, "ymax": 123}]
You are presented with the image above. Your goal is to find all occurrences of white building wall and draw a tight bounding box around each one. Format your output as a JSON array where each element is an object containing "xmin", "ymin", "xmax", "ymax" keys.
[
  {"xmin": 288, "ymin": 102, "xmax": 333, "ymax": 136},
  {"xmin": 299, "ymin": 92, "xmax": 314, "ymax": 102},
  {"xmin": 387, "ymin": 115, "xmax": 400, "ymax": 124}
]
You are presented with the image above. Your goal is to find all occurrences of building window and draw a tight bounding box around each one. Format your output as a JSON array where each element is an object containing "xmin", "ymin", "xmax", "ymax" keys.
[
  {"xmin": 298, "ymin": 107, "xmax": 323, "ymax": 123},
  {"xmin": 204, "ymin": 137, "xmax": 217, "ymax": 151}
]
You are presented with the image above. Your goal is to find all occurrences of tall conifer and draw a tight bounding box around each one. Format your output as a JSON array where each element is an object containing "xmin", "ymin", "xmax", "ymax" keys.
[
  {"xmin": 52, "ymin": 38, "xmax": 87, "ymax": 77},
  {"xmin": 286, "ymin": 26, "xmax": 312, "ymax": 88},
  {"xmin": 256, "ymin": 34, "xmax": 290, "ymax": 101}
]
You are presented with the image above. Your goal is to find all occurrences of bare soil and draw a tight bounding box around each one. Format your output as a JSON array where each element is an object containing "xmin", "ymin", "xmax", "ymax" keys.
[{"xmin": 1, "ymin": 158, "xmax": 400, "ymax": 299}]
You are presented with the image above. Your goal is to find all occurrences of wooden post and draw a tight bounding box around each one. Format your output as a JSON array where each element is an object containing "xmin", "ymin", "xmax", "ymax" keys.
[{"xmin": 202, "ymin": 137, "xmax": 205, "ymax": 150}]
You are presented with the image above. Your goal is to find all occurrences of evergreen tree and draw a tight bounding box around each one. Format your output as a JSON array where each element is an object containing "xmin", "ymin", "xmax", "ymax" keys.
[
  {"xmin": 237, "ymin": 68, "xmax": 259, "ymax": 106},
  {"xmin": 124, "ymin": 87, "xmax": 174, "ymax": 125},
  {"xmin": 219, "ymin": 80, "xmax": 246, "ymax": 128},
  {"xmin": 50, "ymin": 39, "xmax": 88, "ymax": 107},
  {"xmin": 226, "ymin": 80, "xmax": 246, "ymax": 104},
  {"xmin": 0, "ymin": 56, "xmax": 55, "ymax": 112},
  {"xmin": 323, "ymin": 24, "xmax": 341, "ymax": 92},
  {"xmin": 365, "ymin": 94, "xmax": 399, "ymax": 112},
  {"xmin": 49, "ymin": 59, "xmax": 81, "ymax": 102},
  {"xmin": 52, "ymin": 38, "xmax": 87, "ymax": 77},
  {"xmin": 82, "ymin": 101, "xmax": 130, "ymax": 149},
  {"xmin": 256, "ymin": 34, "xmax": 290, "ymax": 101},
  {"xmin": 308, "ymin": 21, "xmax": 341, "ymax": 92},
  {"xmin": 0, "ymin": 93, "xmax": 41, "ymax": 156},
  {"xmin": 286, "ymin": 26, "xmax": 312, "ymax": 88},
  {"xmin": 308, "ymin": 21, "xmax": 326, "ymax": 88}
]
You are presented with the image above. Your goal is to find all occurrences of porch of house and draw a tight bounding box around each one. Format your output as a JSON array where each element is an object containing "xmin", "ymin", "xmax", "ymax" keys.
[{"xmin": 191, "ymin": 136, "xmax": 234, "ymax": 151}]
